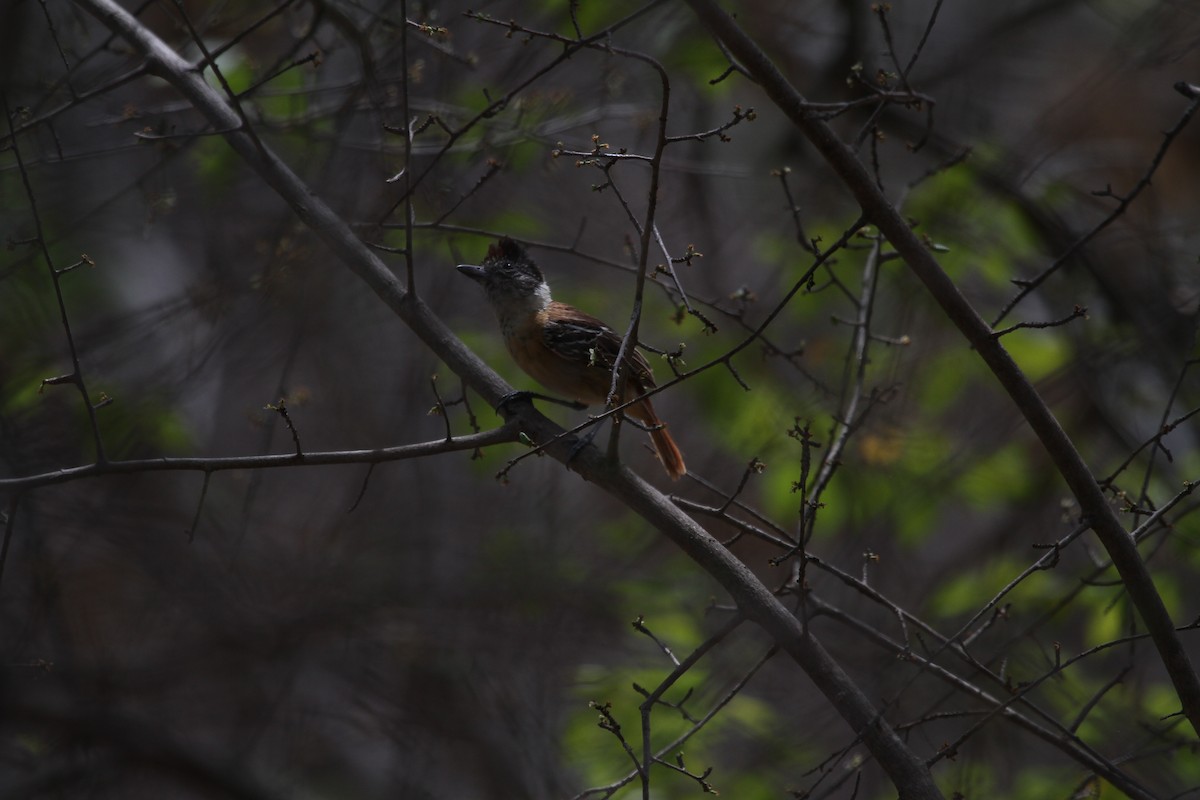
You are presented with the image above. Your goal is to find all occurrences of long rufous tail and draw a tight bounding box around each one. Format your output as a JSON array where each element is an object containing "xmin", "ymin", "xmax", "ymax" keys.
[
  {"xmin": 629, "ymin": 397, "xmax": 686, "ymax": 480},
  {"xmin": 650, "ymin": 425, "xmax": 686, "ymax": 480}
]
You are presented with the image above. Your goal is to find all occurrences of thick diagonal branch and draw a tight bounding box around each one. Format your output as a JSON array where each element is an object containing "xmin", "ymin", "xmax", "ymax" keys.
[
  {"xmin": 74, "ymin": 0, "xmax": 944, "ymax": 795},
  {"xmin": 685, "ymin": 0, "xmax": 1200, "ymax": 738}
]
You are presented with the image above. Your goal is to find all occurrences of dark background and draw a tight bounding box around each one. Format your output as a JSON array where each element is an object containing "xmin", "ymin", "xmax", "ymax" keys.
[{"xmin": 2, "ymin": 1, "xmax": 1199, "ymax": 797}]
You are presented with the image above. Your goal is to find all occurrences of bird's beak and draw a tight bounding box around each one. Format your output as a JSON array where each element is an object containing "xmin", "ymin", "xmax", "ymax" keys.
[{"xmin": 456, "ymin": 264, "xmax": 486, "ymax": 282}]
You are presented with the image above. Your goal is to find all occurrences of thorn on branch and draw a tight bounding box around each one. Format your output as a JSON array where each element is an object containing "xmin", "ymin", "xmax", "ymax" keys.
[
  {"xmin": 265, "ymin": 396, "xmax": 303, "ymax": 457},
  {"xmin": 428, "ymin": 374, "xmax": 455, "ymax": 439},
  {"xmin": 787, "ymin": 418, "xmax": 822, "ymax": 449},
  {"xmin": 1031, "ymin": 541, "xmax": 1061, "ymax": 570},
  {"xmin": 960, "ymin": 603, "xmax": 1010, "ymax": 649},
  {"xmin": 1092, "ymin": 181, "xmax": 1136, "ymax": 204},
  {"xmin": 632, "ymin": 614, "xmax": 680, "ymax": 666},
  {"xmin": 861, "ymin": 549, "xmax": 880, "ymax": 585},
  {"xmin": 710, "ymin": 64, "xmax": 736, "ymax": 85},
  {"xmin": 919, "ymin": 232, "xmax": 950, "ymax": 253},
  {"xmin": 717, "ymin": 457, "xmax": 766, "ymax": 515},
  {"xmin": 185, "ymin": 470, "xmax": 212, "ymax": 543},
  {"xmin": 39, "ymin": 373, "xmax": 77, "ymax": 393},
  {"xmin": 409, "ymin": 113, "xmax": 452, "ymax": 137},
  {"xmin": 56, "ymin": 253, "xmax": 95, "ymax": 274},
  {"xmin": 662, "ymin": 342, "xmax": 687, "ymax": 376},
  {"xmin": 666, "ymin": 106, "xmax": 756, "ymax": 145},
  {"xmin": 413, "ymin": 22, "xmax": 449, "ymax": 39},
  {"xmin": 871, "ymin": 332, "xmax": 911, "ymax": 346},
  {"xmin": 6, "ymin": 235, "xmax": 40, "ymax": 249},
  {"xmin": 660, "ymin": 751, "xmax": 718, "ymax": 794},
  {"xmin": 480, "ymin": 88, "xmax": 506, "ymax": 117},
  {"xmin": 722, "ymin": 358, "xmax": 750, "ymax": 391},
  {"xmin": 589, "ymin": 700, "xmax": 619, "ymax": 732},
  {"xmin": 671, "ymin": 243, "xmax": 703, "ymax": 266},
  {"xmin": 991, "ymin": 305, "xmax": 1088, "ymax": 339},
  {"xmin": 686, "ymin": 306, "xmax": 718, "ymax": 334},
  {"xmin": 937, "ymin": 741, "xmax": 958, "ymax": 761}
]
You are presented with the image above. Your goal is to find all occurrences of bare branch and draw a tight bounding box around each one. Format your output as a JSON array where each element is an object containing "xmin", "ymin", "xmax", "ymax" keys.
[
  {"xmin": 685, "ymin": 0, "xmax": 1200, "ymax": 740},
  {"xmin": 0, "ymin": 425, "xmax": 520, "ymax": 492},
  {"xmin": 71, "ymin": 5, "xmax": 955, "ymax": 794}
]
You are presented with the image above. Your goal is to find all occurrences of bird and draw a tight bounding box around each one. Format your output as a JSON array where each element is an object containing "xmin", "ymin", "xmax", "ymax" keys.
[{"xmin": 457, "ymin": 237, "xmax": 686, "ymax": 480}]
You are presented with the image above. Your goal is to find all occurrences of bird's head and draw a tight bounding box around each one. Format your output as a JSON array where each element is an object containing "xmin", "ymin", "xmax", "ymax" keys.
[{"xmin": 457, "ymin": 238, "xmax": 551, "ymax": 313}]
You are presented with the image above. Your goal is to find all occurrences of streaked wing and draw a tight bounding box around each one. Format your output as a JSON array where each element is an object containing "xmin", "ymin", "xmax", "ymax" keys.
[{"xmin": 542, "ymin": 306, "xmax": 656, "ymax": 387}]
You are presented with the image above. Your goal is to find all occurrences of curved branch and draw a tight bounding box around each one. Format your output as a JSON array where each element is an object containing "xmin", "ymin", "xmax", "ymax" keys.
[
  {"xmin": 0, "ymin": 425, "xmax": 519, "ymax": 492},
  {"xmin": 73, "ymin": 1, "xmax": 946, "ymax": 794},
  {"xmin": 684, "ymin": 0, "xmax": 1200, "ymax": 740}
]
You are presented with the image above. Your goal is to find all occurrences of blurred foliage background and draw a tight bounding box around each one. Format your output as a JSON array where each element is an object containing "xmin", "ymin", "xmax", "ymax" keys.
[{"xmin": 1, "ymin": 1, "xmax": 1199, "ymax": 798}]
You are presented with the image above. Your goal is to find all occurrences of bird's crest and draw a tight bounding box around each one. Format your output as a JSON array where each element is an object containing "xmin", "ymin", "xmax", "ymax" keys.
[{"xmin": 487, "ymin": 237, "xmax": 525, "ymax": 262}]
